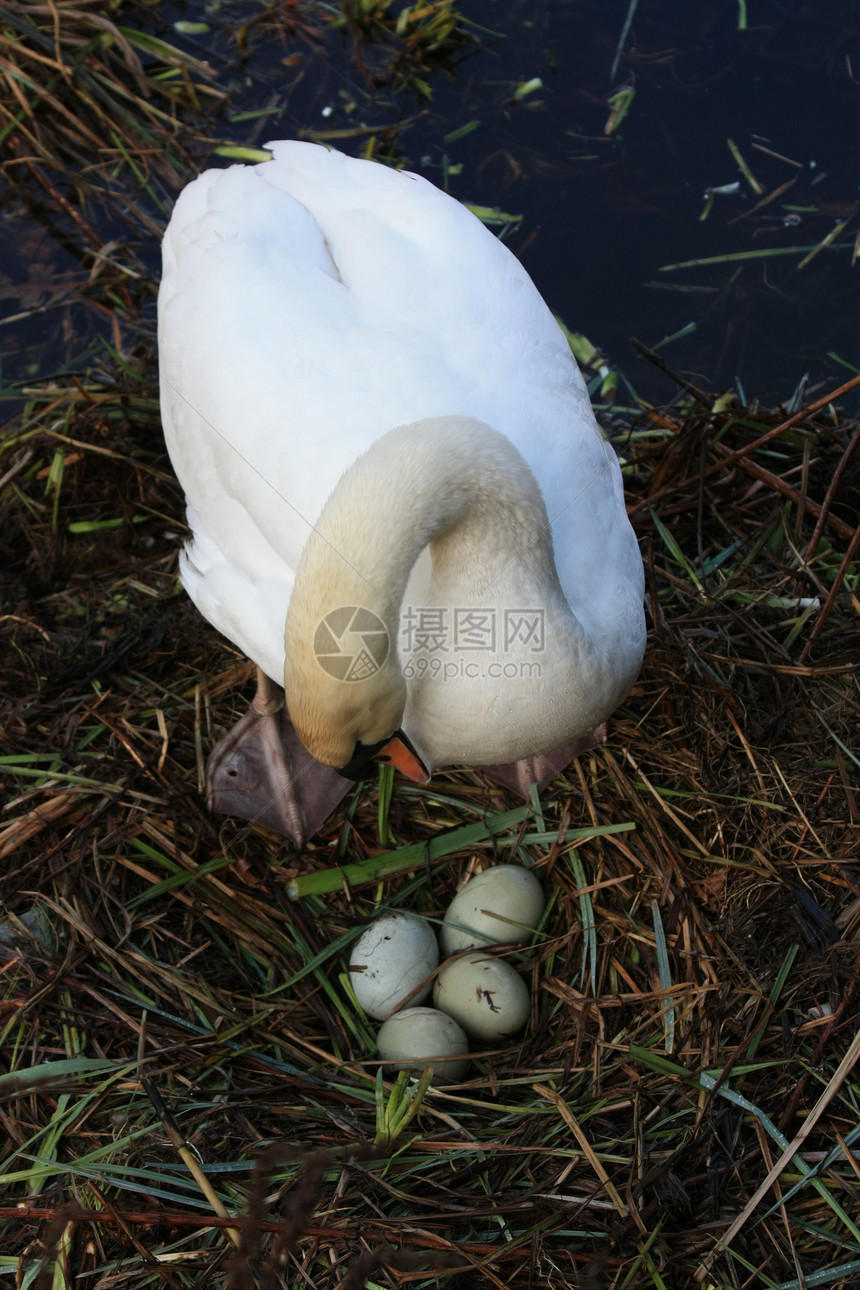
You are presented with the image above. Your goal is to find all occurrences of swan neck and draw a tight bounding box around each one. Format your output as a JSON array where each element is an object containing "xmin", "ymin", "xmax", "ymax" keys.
[{"xmin": 300, "ymin": 415, "xmax": 556, "ymax": 619}]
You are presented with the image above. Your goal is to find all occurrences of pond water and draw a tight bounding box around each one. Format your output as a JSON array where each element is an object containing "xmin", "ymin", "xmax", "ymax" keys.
[{"xmin": 3, "ymin": 0, "xmax": 859, "ymax": 410}]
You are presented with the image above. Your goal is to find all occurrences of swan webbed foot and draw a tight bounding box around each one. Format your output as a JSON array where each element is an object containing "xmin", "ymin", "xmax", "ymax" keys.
[
  {"xmin": 205, "ymin": 668, "xmax": 352, "ymax": 847},
  {"xmin": 482, "ymin": 722, "xmax": 608, "ymax": 796}
]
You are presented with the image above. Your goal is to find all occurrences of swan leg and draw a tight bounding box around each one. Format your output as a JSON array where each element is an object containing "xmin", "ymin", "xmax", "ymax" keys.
[
  {"xmin": 482, "ymin": 723, "xmax": 608, "ymax": 797},
  {"xmin": 205, "ymin": 668, "xmax": 352, "ymax": 846}
]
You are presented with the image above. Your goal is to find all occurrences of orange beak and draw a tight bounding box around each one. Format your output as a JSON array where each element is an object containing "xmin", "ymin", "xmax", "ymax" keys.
[{"xmin": 377, "ymin": 734, "xmax": 431, "ymax": 783}]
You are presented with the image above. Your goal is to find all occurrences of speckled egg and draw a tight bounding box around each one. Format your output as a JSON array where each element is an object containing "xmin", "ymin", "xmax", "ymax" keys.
[
  {"xmin": 433, "ymin": 953, "xmax": 530, "ymax": 1040},
  {"xmin": 348, "ymin": 913, "xmax": 438, "ymax": 1020},
  {"xmin": 441, "ymin": 865, "xmax": 545, "ymax": 956}
]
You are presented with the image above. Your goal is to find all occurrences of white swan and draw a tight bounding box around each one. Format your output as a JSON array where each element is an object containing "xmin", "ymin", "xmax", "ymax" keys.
[{"xmin": 158, "ymin": 141, "xmax": 645, "ymax": 844}]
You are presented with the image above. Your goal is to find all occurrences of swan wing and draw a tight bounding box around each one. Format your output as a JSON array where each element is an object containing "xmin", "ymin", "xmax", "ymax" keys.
[{"xmin": 159, "ymin": 142, "xmax": 641, "ymax": 681}]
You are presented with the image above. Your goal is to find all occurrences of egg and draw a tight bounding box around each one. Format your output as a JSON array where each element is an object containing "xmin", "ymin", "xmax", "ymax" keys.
[
  {"xmin": 377, "ymin": 1007, "xmax": 469, "ymax": 1081},
  {"xmin": 433, "ymin": 953, "xmax": 530, "ymax": 1040},
  {"xmin": 349, "ymin": 913, "xmax": 439, "ymax": 1020},
  {"xmin": 441, "ymin": 864, "xmax": 545, "ymax": 956}
]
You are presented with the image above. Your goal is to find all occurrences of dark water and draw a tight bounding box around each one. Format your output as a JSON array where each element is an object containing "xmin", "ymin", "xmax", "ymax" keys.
[
  {"xmin": 499, "ymin": 0, "xmax": 860, "ymax": 407},
  {"xmin": 4, "ymin": 0, "xmax": 859, "ymax": 409}
]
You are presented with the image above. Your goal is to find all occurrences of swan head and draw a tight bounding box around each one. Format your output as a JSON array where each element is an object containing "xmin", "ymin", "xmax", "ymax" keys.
[{"xmin": 283, "ymin": 607, "xmax": 429, "ymax": 781}]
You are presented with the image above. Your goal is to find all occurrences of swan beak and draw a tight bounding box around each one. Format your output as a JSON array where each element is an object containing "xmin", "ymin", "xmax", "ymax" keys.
[{"xmin": 378, "ymin": 732, "xmax": 431, "ymax": 783}]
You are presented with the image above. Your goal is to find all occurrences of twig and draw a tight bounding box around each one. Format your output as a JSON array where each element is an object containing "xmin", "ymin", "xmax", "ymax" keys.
[
  {"xmin": 797, "ymin": 519, "xmax": 860, "ymax": 663},
  {"xmin": 697, "ymin": 1024, "xmax": 860, "ymax": 1279}
]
